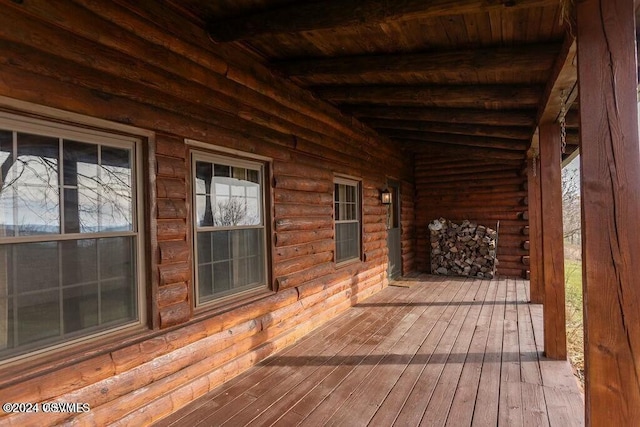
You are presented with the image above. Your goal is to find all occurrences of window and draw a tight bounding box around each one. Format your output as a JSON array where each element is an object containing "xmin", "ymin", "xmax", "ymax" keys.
[
  {"xmin": 334, "ymin": 177, "xmax": 361, "ymax": 263},
  {"xmin": 0, "ymin": 113, "xmax": 143, "ymax": 361},
  {"xmin": 193, "ymin": 153, "xmax": 267, "ymax": 304}
]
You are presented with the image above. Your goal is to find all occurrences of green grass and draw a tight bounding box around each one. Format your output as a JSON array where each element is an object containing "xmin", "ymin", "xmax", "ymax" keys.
[{"xmin": 564, "ymin": 259, "xmax": 584, "ymax": 385}]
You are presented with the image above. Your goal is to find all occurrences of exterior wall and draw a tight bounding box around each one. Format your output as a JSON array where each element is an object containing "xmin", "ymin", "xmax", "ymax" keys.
[
  {"xmin": 0, "ymin": 1, "xmax": 415, "ymax": 425},
  {"xmin": 414, "ymin": 151, "xmax": 529, "ymax": 278}
]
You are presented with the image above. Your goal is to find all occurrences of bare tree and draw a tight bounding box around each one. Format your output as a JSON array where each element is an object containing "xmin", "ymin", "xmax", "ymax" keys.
[{"xmin": 562, "ymin": 165, "xmax": 581, "ymax": 244}]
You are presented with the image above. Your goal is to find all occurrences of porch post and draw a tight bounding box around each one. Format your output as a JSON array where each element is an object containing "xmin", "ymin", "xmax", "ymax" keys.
[
  {"xmin": 539, "ymin": 123, "xmax": 566, "ymax": 360},
  {"xmin": 576, "ymin": 0, "xmax": 640, "ymax": 424},
  {"xmin": 527, "ymin": 139, "xmax": 544, "ymax": 304}
]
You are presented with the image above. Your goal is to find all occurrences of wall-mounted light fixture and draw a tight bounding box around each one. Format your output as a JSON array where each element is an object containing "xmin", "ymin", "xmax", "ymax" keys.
[{"xmin": 381, "ymin": 188, "xmax": 392, "ymax": 204}]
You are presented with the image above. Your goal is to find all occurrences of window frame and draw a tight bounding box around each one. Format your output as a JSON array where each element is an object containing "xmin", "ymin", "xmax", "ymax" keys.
[
  {"xmin": 333, "ymin": 175, "xmax": 362, "ymax": 265},
  {"xmin": 191, "ymin": 150, "xmax": 270, "ymax": 307},
  {"xmin": 0, "ymin": 111, "xmax": 146, "ymax": 364}
]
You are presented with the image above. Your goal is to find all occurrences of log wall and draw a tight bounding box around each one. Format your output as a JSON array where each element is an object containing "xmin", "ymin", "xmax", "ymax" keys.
[
  {"xmin": 414, "ymin": 151, "xmax": 529, "ymax": 278},
  {"xmin": 0, "ymin": 1, "xmax": 415, "ymax": 425}
]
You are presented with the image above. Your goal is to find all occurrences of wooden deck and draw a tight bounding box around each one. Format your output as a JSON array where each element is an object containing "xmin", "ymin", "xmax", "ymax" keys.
[{"xmin": 154, "ymin": 275, "xmax": 584, "ymax": 427}]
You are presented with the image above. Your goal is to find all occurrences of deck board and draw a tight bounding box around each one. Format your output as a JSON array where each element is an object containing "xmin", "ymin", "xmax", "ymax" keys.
[{"xmin": 153, "ymin": 275, "xmax": 584, "ymax": 427}]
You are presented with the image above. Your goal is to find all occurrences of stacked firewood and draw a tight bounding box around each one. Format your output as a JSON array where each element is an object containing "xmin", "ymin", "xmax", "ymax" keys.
[{"xmin": 428, "ymin": 218, "xmax": 497, "ymax": 279}]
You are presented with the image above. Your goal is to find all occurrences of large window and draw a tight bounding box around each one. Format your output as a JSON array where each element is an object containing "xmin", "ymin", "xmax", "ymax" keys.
[
  {"xmin": 334, "ymin": 177, "xmax": 361, "ymax": 263},
  {"xmin": 0, "ymin": 113, "xmax": 143, "ymax": 361},
  {"xmin": 193, "ymin": 153, "xmax": 267, "ymax": 304}
]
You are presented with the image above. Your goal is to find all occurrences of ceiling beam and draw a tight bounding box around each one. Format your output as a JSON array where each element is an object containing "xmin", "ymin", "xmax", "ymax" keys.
[
  {"xmin": 348, "ymin": 106, "xmax": 537, "ymax": 127},
  {"xmin": 364, "ymin": 119, "xmax": 534, "ymax": 140},
  {"xmin": 380, "ymin": 129, "xmax": 529, "ymax": 151},
  {"xmin": 398, "ymin": 140, "xmax": 527, "ymax": 160},
  {"xmin": 313, "ymin": 84, "xmax": 543, "ymax": 108},
  {"xmin": 207, "ymin": 0, "xmax": 557, "ymax": 41},
  {"xmin": 275, "ymin": 44, "xmax": 559, "ymax": 80},
  {"xmin": 530, "ymin": 34, "xmax": 577, "ymax": 156}
]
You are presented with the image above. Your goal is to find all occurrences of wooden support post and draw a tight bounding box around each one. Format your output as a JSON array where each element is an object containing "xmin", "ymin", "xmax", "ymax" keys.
[
  {"xmin": 539, "ymin": 123, "xmax": 566, "ymax": 359},
  {"xmin": 577, "ymin": 0, "xmax": 640, "ymax": 424},
  {"xmin": 527, "ymin": 144, "xmax": 544, "ymax": 304}
]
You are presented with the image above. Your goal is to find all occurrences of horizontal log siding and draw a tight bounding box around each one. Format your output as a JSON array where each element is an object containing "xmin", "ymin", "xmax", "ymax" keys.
[
  {"xmin": 414, "ymin": 151, "xmax": 528, "ymax": 278},
  {"xmin": 0, "ymin": 1, "xmax": 414, "ymax": 426}
]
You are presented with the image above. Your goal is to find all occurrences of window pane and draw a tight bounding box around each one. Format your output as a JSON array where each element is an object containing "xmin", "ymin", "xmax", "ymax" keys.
[
  {"xmin": 100, "ymin": 146, "xmax": 132, "ymax": 232},
  {"xmin": 196, "ymin": 228, "xmax": 264, "ymax": 302},
  {"xmin": 336, "ymin": 222, "xmax": 360, "ymax": 262},
  {"xmin": 9, "ymin": 133, "xmax": 60, "ymax": 235},
  {"xmin": 0, "ymin": 237, "xmax": 137, "ymax": 358},
  {"xmin": 64, "ymin": 140, "xmax": 99, "ymax": 233},
  {"xmin": 0, "ymin": 130, "xmax": 14, "ymax": 237}
]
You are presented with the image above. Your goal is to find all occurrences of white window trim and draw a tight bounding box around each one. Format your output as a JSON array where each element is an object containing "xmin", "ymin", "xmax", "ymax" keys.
[
  {"xmin": 334, "ymin": 175, "xmax": 362, "ymax": 265},
  {"xmin": 191, "ymin": 150, "xmax": 270, "ymax": 307},
  {"xmin": 0, "ymin": 111, "xmax": 147, "ymax": 365}
]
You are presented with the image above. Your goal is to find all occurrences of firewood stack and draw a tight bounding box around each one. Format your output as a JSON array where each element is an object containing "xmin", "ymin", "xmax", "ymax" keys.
[{"xmin": 429, "ymin": 218, "xmax": 498, "ymax": 279}]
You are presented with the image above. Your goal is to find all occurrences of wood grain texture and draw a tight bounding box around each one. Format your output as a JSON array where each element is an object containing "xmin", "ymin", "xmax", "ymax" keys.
[
  {"xmin": 527, "ymin": 155, "xmax": 544, "ymax": 304},
  {"xmin": 577, "ymin": 0, "xmax": 640, "ymax": 424},
  {"xmin": 539, "ymin": 123, "xmax": 566, "ymax": 360}
]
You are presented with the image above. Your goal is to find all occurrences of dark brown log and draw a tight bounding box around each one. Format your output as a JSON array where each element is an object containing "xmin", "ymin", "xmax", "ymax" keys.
[
  {"xmin": 159, "ymin": 262, "xmax": 191, "ymax": 286},
  {"xmin": 159, "ymin": 301, "xmax": 191, "ymax": 328},
  {"xmin": 364, "ymin": 119, "xmax": 534, "ymax": 140},
  {"xmin": 539, "ymin": 123, "xmax": 566, "ymax": 360},
  {"xmin": 381, "ymin": 130, "xmax": 528, "ymax": 151},
  {"xmin": 275, "ymin": 262, "xmax": 336, "ymax": 291},
  {"xmin": 157, "ymin": 178, "xmax": 186, "ymax": 199},
  {"xmin": 272, "ymin": 162, "xmax": 333, "ymax": 181},
  {"xmin": 158, "ymin": 240, "xmax": 190, "ymax": 264},
  {"xmin": 156, "ymin": 135, "xmax": 187, "ymax": 158},
  {"xmin": 274, "ymin": 189, "xmax": 333, "ymax": 205},
  {"xmin": 273, "ymin": 252, "xmax": 334, "ymax": 277},
  {"xmin": 276, "ymin": 45, "xmax": 557, "ymax": 81},
  {"xmin": 157, "ymin": 219, "xmax": 187, "ymax": 241},
  {"xmin": 275, "ymin": 229, "xmax": 334, "ymax": 247},
  {"xmin": 523, "ymin": 240, "xmax": 531, "ymax": 250},
  {"xmin": 577, "ymin": 0, "xmax": 640, "ymax": 423},
  {"xmin": 157, "ymin": 199, "xmax": 187, "ymax": 220},
  {"xmin": 275, "ymin": 218, "xmax": 334, "ymax": 232},
  {"xmin": 347, "ymin": 106, "xmax": 536, "ymax": 127},
  {"xmin": 274, "ymin": 204, "xmax": 333, "ymax": 218},
  {"xmin": 157, "ymin": 282, "xmax": 189, "ymax": 308},
  {"xmin": 314, "ymin": 84, "xmax": 543, "ymax": 109},
  {"xmin": 522, "ymin": 256, "xmax": 530, "ymax": 266},
  {"xmin": 273, "ymin": 175, "xmax": 333, "ymax": 193},
  {"xmin": 537, "ymin": 36, "xmax": 577, "ymax": 126},
  {"xmin": 207, "ymin": 0, "xmax": 557, "ymax": 41},
  {"xmin": 157, "ymin": 156, "xmax": 186, "ymax": 179},
  {"xmin": 273, "ymin": 239, "xmax": 335, "ymax": 261}
]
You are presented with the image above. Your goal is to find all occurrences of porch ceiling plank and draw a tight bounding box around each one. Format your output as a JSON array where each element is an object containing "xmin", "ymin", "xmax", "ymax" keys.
[
  {"xmin": 530, "ymin": 35, "xmax": 577, "ymax": 156},
  {"xmin": 274, "ymin": 44, "xmax": 559, "ymax": 80},
  {"xmin": 205, "ymin": 0, "xmax": 558, "ymax": 42},
  {"xmin": 312, "ymin": 84, "xmax": 543, "ymax": 109},
  {"xmin": 404, "ymin": 141, "xmax": 526, "ymax": 160},
  {"xmin": 362, "ymin": 120, "xmax": 534, "ymax": 140},
  {"xmin": 348, "ymin": 106, "xmax": 537, "ymax": 127},
  {"xmin": 380, "ymin": 130, "xmax": 529, "ymax": 151}
]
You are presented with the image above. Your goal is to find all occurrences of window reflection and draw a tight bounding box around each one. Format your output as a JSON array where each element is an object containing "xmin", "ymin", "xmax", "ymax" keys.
[
  {"xmin": 0, "ymin": 133, "xmax": 133, "ymax": 235},
  {"xmin": 195, "ymin": 161, "xmax": 261, "ymax": 227}
]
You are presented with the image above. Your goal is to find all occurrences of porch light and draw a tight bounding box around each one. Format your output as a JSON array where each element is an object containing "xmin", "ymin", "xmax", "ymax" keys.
[{"xmin": 381, "ymin": 188, "xmax": 392, "ymax": 204}]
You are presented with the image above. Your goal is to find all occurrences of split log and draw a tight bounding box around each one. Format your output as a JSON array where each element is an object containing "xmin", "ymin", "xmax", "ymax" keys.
[
  {"xmin": 274, "ymin": 203, "xmax": 333, "ymax": 218},
  {"xmin": 159, "ymin": 262, "xmax": 191, "ymax": 286},
  {"xmin": 158, "ymin": 240, "xmax": 190, "ymax": 264},
  {"xmin": 157, "ymin": 199, "xmax": 187, "ymax": 220},
  {"xmin": 159, "ymin": 301, "xmax": 191, "ymax": 328},
  {"xmin": 275, "ymin": 229, "xmax": 334, "ymax": 247},
  {"xmin": 273, "ymin": 252, "xmax": 334, "ymax": 277},
  {"xmin": 273, "ymin": 175, "xmax": 333, "ymax": 193},
  {"xmin": 157, "ymin": 283, "xmax": 189, "ymax": 308},
  {"xmin": 275, "ymin": 217, "xmax": 334, "ymax": 232},
  {"xmin": 274, "ymin": 189, "xmax": 333, "ymax": 205},
  {"xmin": 273, "ymin": 239, "xmax": 335, "ymax": 261},
  {"xmin": 275, "ymin": 262, "xmax": 336, "ymax": 291},
  {"xmin": 157, "ymin": 219, "xmax": 187, "ymax": 240}
]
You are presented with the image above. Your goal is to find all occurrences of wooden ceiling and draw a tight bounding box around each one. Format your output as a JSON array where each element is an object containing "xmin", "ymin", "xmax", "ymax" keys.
[{"xmin": 167, "ymin": 0, "xmax": 576, "ymax": 162}]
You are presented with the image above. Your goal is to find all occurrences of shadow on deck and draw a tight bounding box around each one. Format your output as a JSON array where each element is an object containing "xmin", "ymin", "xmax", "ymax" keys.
[{"xmin": 154, "ymin": 275, "xmax": 584, "ymax": 426}]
